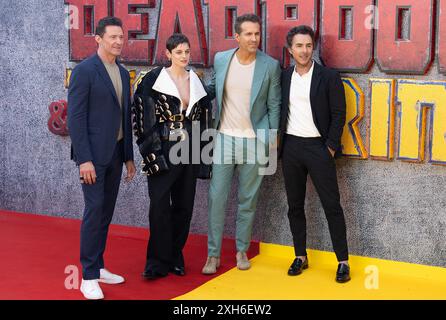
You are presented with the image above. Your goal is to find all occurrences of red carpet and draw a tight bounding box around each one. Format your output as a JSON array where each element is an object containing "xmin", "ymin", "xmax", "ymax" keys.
[{"xmin": 0, "ymin": 210, "xmax": 259, "ymax": 300}]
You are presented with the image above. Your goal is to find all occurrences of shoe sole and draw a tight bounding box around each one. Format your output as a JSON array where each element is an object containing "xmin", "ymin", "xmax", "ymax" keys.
[
  {"xmin": 141, "ymin": 272, "xmax": 168, "ymax": 280},
  {"xmin": 287, "ymin": 264, "xmax": 309, "ymax": 276},
  {"xmin": 202, "ymin": 268, "xmax": 217, "ymax": 275},
  {"xmin": 80, "ymin": 289, "xmax": 104, "ymax": 300},
  {"xmin": 81, "ymin": 293, "xmax": 104, "ymax": 300},
  {"xmin": 237, "ymin": 264, "xmax": 251, "ymax": 270},
  {"xmin": 336, "ymin": 277, "xmax": 351, "ymax": 283},
  {"xmin": 98, "ymin": 278, "xmax": 125, "ymax": 284},
  {"xmin": 237, "ymin": 267, "xmax": 251, "ymax": 271}
]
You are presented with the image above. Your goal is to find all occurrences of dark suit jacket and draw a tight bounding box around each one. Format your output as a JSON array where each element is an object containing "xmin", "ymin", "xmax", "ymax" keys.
[
  {"xmin": 279, "ymin": 61, "xmax": 346, "ymax": 157},
  {"xmin": 67, "ymin": 53, "xmax": 134, "ymax": 166}
]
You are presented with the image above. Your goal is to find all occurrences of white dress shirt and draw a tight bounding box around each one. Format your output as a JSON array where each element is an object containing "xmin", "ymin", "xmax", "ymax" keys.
[{"xmin": 286, "ymin": 61, "xmax": 321, "ymax": 137}]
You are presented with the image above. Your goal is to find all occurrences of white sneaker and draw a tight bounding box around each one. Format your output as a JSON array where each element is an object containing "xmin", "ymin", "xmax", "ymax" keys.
[
  {"xmin": 80, "ymin": 279, "xmax": 104, "ymax": 300},
  {"xmin": 99, "ymin": 268, "xmax": 125, "ymax": 284}
]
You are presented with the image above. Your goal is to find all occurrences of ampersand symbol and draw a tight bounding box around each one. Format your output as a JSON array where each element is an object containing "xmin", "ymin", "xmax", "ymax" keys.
[{"xmin": 48, "ymin": 100, "xmax": 69, "ymax": 136}]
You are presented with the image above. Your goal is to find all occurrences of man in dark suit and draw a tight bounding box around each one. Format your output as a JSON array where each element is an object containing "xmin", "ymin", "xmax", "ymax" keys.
[
  {"xmin": 279, "ymin": 25, "xmax": 350, "ymax": 283},
  {"xmin": 67, "ymin": 16, "xmax": 135, "ymax": 299}
]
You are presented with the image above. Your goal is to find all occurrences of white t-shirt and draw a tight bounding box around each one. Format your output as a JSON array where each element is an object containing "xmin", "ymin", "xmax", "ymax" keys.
[{"xmin": 219, "ymin": 54, "xmax": 256, "ymax": 138}]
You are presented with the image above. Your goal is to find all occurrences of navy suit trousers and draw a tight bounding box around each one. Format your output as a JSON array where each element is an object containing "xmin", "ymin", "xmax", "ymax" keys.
[{"xmin": 80, "ymin": 140, "xmax": 124, "ymax": 280}]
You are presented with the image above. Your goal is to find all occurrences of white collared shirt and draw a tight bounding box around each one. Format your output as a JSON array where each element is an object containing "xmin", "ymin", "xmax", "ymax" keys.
[
  {"xmin": 286, "ymin": 61, "xmax": 321, "ymax": 137},
  {"xmin": 151, "ymin": 67, "xmax": 207, "ymax": 117}
]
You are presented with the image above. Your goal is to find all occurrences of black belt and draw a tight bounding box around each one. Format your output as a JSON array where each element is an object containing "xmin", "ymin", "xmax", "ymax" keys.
[
  {"xmin": 169, "ymin": 114, "xmax": 185, "ymax": 122},
  {"xmin": 160, "ymin": 113, "xmax": 186, "ymax": 128},
  {"xmin": 166, "ymin": 121, "xmax": 184, "ymax": 130}
]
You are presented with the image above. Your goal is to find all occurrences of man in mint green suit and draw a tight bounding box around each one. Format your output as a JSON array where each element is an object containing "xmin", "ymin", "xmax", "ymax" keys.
[{"xmin": 202, "ymin": 14, "xmax": 281, "ymax": 274}]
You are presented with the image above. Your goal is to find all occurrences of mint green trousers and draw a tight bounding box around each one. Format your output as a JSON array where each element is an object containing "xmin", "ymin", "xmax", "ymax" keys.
[{"xmin": 207, "ymin": 133, "xmax": 267, "ymax": 257}]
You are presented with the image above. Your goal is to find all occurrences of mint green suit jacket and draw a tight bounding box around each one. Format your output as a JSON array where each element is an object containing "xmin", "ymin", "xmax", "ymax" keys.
[{"xmin": 207, "ymin": 49, "xmax": 281, "ymax": 146}]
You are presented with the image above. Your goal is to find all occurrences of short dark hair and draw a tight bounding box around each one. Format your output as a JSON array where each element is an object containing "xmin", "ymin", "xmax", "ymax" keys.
[
  {"xmin": 166, "ymin": 33, "xmax": 190, "ymax": 52},
  {"xmin": 234, "ymin": 14, "xmax": 261, "ymax": 34},
  {"xmin": 286, "ymin": 25, "xmax": 315, "ymax": 48},
  {"xmin": 95, "ymin": 16, "xmax": 123, "ymax": 37}
]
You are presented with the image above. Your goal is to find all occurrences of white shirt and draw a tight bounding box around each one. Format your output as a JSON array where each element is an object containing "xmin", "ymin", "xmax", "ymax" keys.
[{"xmin": 286, "ymin": 61, "xmax": 321, "ymax": 137}]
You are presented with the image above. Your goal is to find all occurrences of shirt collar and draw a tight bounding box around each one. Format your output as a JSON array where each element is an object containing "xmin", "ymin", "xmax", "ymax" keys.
[
  {"xmin": 293, "ymin": 60, "xmax": 314, "ymax": 80},
  {"xmin": 152, "ymin": 67, "xmax": 207, "ymax": 116}
]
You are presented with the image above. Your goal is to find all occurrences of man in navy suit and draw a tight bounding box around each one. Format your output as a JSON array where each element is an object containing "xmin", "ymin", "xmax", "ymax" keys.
[{"xmin": 67, "ymin": 16, "xmax": 135, "ymax": 299}]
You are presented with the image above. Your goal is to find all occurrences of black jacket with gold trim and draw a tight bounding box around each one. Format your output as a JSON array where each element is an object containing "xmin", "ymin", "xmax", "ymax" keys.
[{"xmin": 132, "ymin": 66, "xmax": 213, "ymax": 178}]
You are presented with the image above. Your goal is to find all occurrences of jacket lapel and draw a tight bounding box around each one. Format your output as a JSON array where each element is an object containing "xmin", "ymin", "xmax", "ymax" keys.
[
  {"xmin": 93, "ymin": 54, "xmax": 120, "ymax": 107},
  {"xmin": 309, "ymin": 61, "xmax": 322, "ymax": 113},
  {"xmin": 217, "ymin": 48, "xmax": 237, "ymax": 113},
  {"xmin": 152, "ymin": 67, "xmax": 182, "ymax": 101},
  {"xmin": 119, "ymin": 64, "xmax": 128, "ymax": 110},
  {"xmin": 281, "ymin": 66, "xmax": 294, "ymax": 128},
  {"xmin": 250, "ymin": 50, "xmax": 267, "ymax": 111},
  {"xmin": 186, "ymin": 69, "xmax": 207, "ymax": 116}
]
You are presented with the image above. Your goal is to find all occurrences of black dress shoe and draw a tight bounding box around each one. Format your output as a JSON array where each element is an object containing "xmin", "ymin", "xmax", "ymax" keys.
[
  {"xmin": 169, "ymin": 266, "xmax": 185, "ymax": 276},
  {"xmin": 287, "ymin": 257, "xmax": 308, "ymax": 276},
  {"xmin": 336, "ymin": 263, "xmax": 351, "ymax": 283},
  {"xmin": 142, "ymin": 269, "xmax": 168, "ymax": 280}
]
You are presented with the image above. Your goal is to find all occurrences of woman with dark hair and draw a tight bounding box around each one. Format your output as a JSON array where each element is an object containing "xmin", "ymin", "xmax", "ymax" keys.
[{"xmin": 132, "ymin": 33, "xmax": 212, "ymax": 279}]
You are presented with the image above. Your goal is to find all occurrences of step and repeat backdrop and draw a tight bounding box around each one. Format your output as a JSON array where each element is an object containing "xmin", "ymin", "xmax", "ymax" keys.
[{"xmin": 0, "ymin": 0, "xmax": 445, "ymax": 267}]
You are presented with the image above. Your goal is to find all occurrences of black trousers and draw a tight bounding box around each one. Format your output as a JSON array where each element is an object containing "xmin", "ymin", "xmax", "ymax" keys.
[
  {"xmin": 80, "ymin": 140, "xmax": 124, "ymax": 279},
  {"xmin": 145, "ymin": 160, "xmax": 197, "ymax": 274},
  {"xmin": 282, "ymin": 134, "xmax": 349, "ymax": 262}
]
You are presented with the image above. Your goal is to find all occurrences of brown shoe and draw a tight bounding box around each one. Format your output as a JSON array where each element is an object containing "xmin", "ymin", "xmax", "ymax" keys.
[
  {"xmin": 236, "ymin": 252, "xmax": 251, "ymax": 270},
  {"xmin": 202, "ymin": 257, "xmax": 220, "ymax": 275}
]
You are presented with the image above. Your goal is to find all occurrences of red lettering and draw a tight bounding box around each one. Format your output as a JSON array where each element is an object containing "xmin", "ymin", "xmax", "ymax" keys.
[
  {"xmin": 66, "ymin": 0, "xmax": 154, "ymax": 63},
  {"xmin": 320, "ymin": 0, "xmax": 374, "ymax": 72},
  {"xmin": 65, "ymin": 0, "xmax": 108, "ymax": 61},
  {"xmin": 439, "ymin": 0, "xmax": 446, "ymax": 74},
  {"xmin": 204, "ymin": 0, "xmax": 257, "ymax": 65},
  {"xmin": 65, "ymin": 0, "xmax": 441, "ymax": 72},
  {"xmin": 262, "ymin": 0, "xmax": 318, "ymax": 66},
  {"xmin": 154, "ymin": 0, "xmax": 207, "ymax": 66},
  {"xmin": 48, "ymin": 100, "xmax": 69, "ymax": 136},
  {"xmin": 114, "ymin": 1, "xmax": 155, "ymax": 64},
  {"xmin": 376, "ymin": 0, "xmax": 435, "ymax": 74}
]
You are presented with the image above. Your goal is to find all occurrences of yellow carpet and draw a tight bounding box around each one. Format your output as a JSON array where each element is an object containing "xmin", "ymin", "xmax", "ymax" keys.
[{"xmin": 176, "ymin": 242, "xmax": 446, "ymax": 300}]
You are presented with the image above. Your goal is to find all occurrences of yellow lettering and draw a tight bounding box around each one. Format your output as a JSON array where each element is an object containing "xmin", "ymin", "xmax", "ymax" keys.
[
  {"xmin": 129, "ymin": 69, "xmax": 137, "ymax": 95},
  {"xmin": 341, "ymin": 78, "xmax": 368, "ymax": 159},
  {"xmin": 133, "ymin": 71, "xmax": 149, "ymax": 93},
  {"xmin": 65, "ymin": 68, "xmax": 72, "ymax": 89},
  {"xmin": 396, "ymin": 80, "xmax": 446, "ymax": 164},
  {"xmin": 369, "ymin": 79, "xmax": 395, "ymax": 160}
]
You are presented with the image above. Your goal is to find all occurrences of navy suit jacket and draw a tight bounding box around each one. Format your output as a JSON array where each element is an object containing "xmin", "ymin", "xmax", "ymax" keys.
[{"xmin": 67, "ymin": 53, "xmax": 134, "ymax": 166}]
